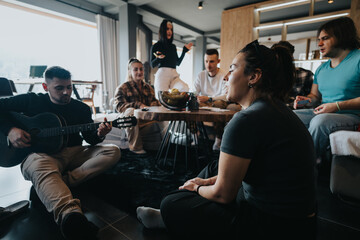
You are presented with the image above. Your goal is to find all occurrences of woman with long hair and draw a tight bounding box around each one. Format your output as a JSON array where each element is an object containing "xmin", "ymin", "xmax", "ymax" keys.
[{"xmin": 151, "ymin": 19, "xmax": 193, "ymax": 98}]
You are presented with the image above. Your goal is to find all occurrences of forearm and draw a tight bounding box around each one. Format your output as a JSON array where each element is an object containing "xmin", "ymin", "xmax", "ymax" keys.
[
  {"xmin": 116, "ymin": 102, "xmax": 140, "ymax": 112},
  {"xmin": 150, "ymin": 100, "xmax": 160, "ymax": 106},
  {"xmin": 196, "ymin": 176, "xmax": 231, "ymax": 203},
  {"xmin": 307, "ymin": 93, "xmax": 320, "ymax": 102},
  {"xmin": 198, "ymin": 152, "xmax": 249, "ymax": 204},
  {"xmin": 197, "ymin": 183, "xmax": 232, "ymax": 204},
  {"xmin": 176, "ymin": 46, "xmax": 188, "ymax": 66},
  {"xmin": 213, "ymin": 94, "xmax": 227, "ymax": 101},
  {"xmin": 336, "ymin": 97, "xmax": 360, "ymax": 110}
]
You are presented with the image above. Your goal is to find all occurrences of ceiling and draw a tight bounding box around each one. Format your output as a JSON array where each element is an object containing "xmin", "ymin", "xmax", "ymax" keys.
[{"xmin": 65, "ymin": 0, "xmax": 351, "ymax": 46}]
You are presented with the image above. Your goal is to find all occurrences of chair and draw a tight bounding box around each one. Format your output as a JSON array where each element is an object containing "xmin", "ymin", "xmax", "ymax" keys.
[
  {"xmin": 329, "ymin": 130, "xmax": 360, "ymax": 205},
  {"xmin": 82, "ymin": 85, "xmax": 97, "ymax": 116},
  {"xmin": 8, "ymin": 80, "xmax": 17, "ymax": 93},
  {"xmin": 0, "ymin": 77, "xmax": 14, "ymax": 97}
]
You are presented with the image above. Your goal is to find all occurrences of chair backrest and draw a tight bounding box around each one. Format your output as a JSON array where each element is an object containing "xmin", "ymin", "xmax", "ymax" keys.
[
  {"xmin": 8, "ymin": 79, "xmax": 17, "ymax": 93},
  {"xmin": 0, "ymin": 77, "xmax": 14, "ymax": 97},
  {"xmin": 82, "ymin": 85, "xmax": 97, "ymax": 100}
]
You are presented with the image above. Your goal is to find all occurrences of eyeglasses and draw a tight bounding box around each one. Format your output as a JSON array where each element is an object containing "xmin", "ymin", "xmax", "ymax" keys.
[{"xmin": 245, "ymin": 39, "xmax": 263, "ymax": 61}]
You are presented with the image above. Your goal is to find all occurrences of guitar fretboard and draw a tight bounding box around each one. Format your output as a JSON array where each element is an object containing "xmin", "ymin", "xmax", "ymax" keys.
[{"xmin": 37, "ymin": 122, "xmax": 101, "ymax": 137}]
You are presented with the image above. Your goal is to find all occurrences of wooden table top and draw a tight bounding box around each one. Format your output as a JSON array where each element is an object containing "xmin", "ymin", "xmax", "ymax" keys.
[{"xmin": 134, "ymin": 106, "xmax": 237, "ymax": 122}]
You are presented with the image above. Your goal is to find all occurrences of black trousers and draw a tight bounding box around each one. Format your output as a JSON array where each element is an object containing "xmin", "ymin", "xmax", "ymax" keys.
[{"xmin": 160, "ymin": 160, "xmax": 317, "ymax": 240}]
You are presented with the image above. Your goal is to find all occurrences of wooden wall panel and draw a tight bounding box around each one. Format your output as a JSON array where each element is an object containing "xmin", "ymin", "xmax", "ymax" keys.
[
  {"xmin": 351, "ymin": 0, "xmax": 360, "ymax": 33},
  {"xmin": 220, "ymin": 6, "xmax": 254, "ymax": 70}
]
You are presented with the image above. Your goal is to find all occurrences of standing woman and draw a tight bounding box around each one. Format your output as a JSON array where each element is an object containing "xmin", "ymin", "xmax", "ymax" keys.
[
  {"xmin": 114, "ymin": 58, "xmax": 166, "ymax": 154},
  {"xmin": 151, "ymin": 19, "xmax": 193, "ymax": 98},
  {"xmin": 137, "ymin": 41, "xmax": 317, "ymax": 239}
]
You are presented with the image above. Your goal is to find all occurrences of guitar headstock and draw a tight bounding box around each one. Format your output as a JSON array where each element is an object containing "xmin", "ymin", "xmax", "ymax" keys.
[{"xmin": 112, "ymin": 116, "xmax": 137, "ymax": 129}]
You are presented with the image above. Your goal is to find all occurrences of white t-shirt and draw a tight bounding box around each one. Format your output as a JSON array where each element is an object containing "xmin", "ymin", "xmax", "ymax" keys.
[{"xmin": 193, "ymin": 68, "xmax": 228, "ymax": 101}]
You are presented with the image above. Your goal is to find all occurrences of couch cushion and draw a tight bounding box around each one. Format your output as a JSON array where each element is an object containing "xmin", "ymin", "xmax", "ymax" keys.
[{"xmin": 330, "ymin": 130, "xmax": 360, "ymax": 158}]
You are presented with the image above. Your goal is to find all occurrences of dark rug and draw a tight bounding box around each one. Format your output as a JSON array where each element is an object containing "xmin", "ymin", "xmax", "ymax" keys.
[{"xmin": 82, "ymin": 148, "xmax": 217, "ymax": 215}]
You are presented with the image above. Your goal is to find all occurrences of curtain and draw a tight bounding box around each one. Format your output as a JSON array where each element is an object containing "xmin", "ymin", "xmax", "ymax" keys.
[{"xmin": 96, "ymin": 14, "xmax": 119, "ymax": 111}]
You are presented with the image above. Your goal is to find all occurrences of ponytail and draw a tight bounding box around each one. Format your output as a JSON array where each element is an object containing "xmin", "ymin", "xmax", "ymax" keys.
[
  {"xmin": 271, "ymin": 46, "xmax": 295, "ymax": 102},
  {"xmin": 240, "ymin": 41, "xmax": 295, "ymax": 102}
]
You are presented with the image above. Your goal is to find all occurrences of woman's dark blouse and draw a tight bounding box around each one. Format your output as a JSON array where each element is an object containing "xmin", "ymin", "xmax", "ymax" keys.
[
  {"xmin": 0, "ymin": 93, "xmax": 102, "ymax": 147},
  {"xmin": 221, "ymin": 98, "xmax": 316, "ymax": 218},
  {"xmin": 150, "ymin": 41, "xmax": 189, "ymax": 69}
]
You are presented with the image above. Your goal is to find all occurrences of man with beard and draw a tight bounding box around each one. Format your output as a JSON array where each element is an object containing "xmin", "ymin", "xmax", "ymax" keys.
[
  {"xmin": 0, "ymin": 66, "xmax": 120, "ymax": 239},
  {"xmin": 293, "ymin": 17, "xmax": 360, "ymax": 162}
]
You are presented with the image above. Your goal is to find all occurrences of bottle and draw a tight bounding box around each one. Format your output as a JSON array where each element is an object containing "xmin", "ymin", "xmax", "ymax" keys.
[{"xmin": 186, "ymin": 93, "xmax": 199, "ymax": 111}]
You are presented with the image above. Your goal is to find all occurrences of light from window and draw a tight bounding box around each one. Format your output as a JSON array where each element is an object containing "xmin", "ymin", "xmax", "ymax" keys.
[{"xmin": 0, "ymin": 4, "xmax": 100, "ymax": 94}]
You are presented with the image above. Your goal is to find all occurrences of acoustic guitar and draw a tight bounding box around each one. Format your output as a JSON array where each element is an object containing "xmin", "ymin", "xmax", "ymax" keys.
[{"xmin": 0, "ymin": 112, "xmax": 137, "ymax": 167}]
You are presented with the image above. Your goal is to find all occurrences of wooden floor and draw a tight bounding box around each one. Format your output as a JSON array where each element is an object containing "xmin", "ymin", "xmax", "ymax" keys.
[{"xmin": 1, "ymin": 153, "xmax": 360, "ymax": 240}]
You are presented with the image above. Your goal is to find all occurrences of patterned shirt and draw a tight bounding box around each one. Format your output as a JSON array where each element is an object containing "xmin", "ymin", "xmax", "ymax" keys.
[
  {"xmin": 290, "ymin": 67, "xmax": 314, "ymax": 98},
  {"xmin": 114, "ymin": 80, "xmax": 160, "ymax": 113}
]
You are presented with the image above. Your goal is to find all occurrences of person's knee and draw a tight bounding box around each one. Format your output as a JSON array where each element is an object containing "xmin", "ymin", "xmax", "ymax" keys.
[
  {"xmin": 160, "ymin": 194, "xmax": 174, "ymax": 216},
  {"xmin": 104, "ymin": 145, "xmax": 121, "ymax": 165},
  {"xmin": 309, "ymin": 114, "xmax": 332, "ymax": 134},
  {"xmin": 160, "ymin": 190, "xmax": 191, "ymax": 219},
  {"xmin": 21, "ymin": 154, "xmax": 59, "ymax": 181}
]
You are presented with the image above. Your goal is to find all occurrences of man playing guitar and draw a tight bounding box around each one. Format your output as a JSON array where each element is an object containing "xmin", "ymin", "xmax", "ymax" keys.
[{"xmin": 0, "ymin": 66, "xmax": 120, "ymax": 239}]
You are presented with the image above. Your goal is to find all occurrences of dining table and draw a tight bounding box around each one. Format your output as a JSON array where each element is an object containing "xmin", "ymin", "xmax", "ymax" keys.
[{"xmin": 134, "ymin": 106, "xmax": 237, "ymax": 172}]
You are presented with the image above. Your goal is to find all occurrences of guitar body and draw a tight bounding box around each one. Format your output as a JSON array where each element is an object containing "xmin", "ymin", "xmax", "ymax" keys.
[
  {"xmin": 0, "ymin": 112, "xmax": 137, "ymax": 168},
  {"xmin": 0, "ymin": 112, "xmax": 64, "ymax": 167}
]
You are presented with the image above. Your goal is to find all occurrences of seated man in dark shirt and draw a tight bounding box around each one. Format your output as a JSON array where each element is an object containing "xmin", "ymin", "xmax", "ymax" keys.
[
  {"xmin": 271, "ymin": 41, "xmax": 314, "ymax": 108},
  {"xmin": 0, "ymin": 66, "xmax": 120, "ymax": 239}
]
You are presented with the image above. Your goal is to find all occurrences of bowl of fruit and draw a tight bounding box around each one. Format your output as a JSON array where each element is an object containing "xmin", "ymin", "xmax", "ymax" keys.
[{"xmin": 158, "ymin": 89, "xmax": 190, "ymax": 110}]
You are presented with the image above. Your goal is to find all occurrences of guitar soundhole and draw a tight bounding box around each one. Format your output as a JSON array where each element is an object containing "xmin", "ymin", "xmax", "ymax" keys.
[{"xmin": 29, "ymin": 128, "xmax": 40, "ymax": 137}]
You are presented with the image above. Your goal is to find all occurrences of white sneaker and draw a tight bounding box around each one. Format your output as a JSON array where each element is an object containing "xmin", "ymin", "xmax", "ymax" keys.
[
  {"xmin": 131, "ymin": 149, "xmax": 147, "ymax": 155},
  {"xmin": 170, "ymin": 134, "xmax": 195, "ymax": 146},
  {"xmin": 212, "ymin": 137, "xmax": 221, "ymax": 151}
]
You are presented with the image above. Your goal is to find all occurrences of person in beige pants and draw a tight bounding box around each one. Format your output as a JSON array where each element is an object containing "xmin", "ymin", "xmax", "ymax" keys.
[
  {"xmin": 115, "ymin": 58, "xmax": 167, "ymax": 154},
  {"xmin": 0, "ymin": 66, "xmax": 120, "ymax": 240}
]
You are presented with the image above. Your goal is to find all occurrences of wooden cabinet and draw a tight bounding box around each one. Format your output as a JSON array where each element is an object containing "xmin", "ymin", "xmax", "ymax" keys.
[{"xmin": 220, "ymin": 0, "xmax": 359, "ymax": 70}]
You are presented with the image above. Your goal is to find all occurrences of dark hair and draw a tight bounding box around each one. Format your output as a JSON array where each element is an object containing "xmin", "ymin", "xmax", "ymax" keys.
[
  {"xmin": 159, "ymin": 19, "xmax": 173, "ymax": 43},
  {"xmin": 44, "ymin": 66, "xmax": 71, "ymax": 83},
  {"xmin": 128, "ymin": 58, "xmax": 142, "ymax": 69},
  {"xmin": 271, "ymin": 41, "xmax": 295, "ymax": 55},
  {"xmin": 240, "ymin": 40, "xmax": 295, "ymax": 102},
  {"xmin": 317, "ymin": 17, "xmax": 360, "ymax": 50},
  {"xmin": 206, "ymin": 49, "xmax": 219, "ymax": 57}
]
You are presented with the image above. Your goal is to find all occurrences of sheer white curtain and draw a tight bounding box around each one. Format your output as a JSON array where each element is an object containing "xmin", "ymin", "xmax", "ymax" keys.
[{"xmin": 96, "ymin": 14, "xmax": 119, "ymax": 111}]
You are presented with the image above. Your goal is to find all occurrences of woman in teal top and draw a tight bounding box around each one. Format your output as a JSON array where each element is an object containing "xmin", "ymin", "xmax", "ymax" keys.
[{"xmin": 294, "ymin": 17, "xmax": 360, "ymax": 159}]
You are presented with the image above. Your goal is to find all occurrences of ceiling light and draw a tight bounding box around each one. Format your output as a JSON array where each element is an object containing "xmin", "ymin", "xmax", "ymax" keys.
[
  {"xmin": 328, "ymin": 0, "xmax": 334, "ymax": 3},
  {"xmin": 255, "ymin": 23, "xmax": 284, "ymax": 30},
  {"xmin": 255, "ymin": 12, "xmax": 349, "ymax": 30},
  {"xmin": 285, "ymin": 12, "xmax": 349, "ymax": 25},
  {"xmin": 198, "ymin": 1, "xmax": 203, "ymax": 10},
  {"xmin": 256, "ymin": 0, "xmax": 308, "ymax": 12}
]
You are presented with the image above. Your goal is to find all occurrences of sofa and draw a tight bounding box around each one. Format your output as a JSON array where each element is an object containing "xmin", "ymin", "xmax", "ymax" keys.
[{"xmin": 329, "ymin": 130, "xmax": 360, "ymax": 204}]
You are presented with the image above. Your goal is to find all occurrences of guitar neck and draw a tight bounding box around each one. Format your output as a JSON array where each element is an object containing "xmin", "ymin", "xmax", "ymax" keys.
[{"xmin": 38, "ymin": 122, "xmax": 101, "ymax": 138}]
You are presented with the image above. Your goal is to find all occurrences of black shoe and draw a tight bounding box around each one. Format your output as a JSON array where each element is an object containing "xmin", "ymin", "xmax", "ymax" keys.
[
  {"xmin": 61, "ymin": 212, "xmax": 99, "ymax": 240},
  {"xmin": 0, "ymin": 200, "xmax": 29, "ymax": 226}
]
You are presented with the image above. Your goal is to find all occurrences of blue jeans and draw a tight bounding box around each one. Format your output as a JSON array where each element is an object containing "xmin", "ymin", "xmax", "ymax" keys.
[{"xmin": 294, "ymin": 109, "xmax": 360, "ymax": 158}]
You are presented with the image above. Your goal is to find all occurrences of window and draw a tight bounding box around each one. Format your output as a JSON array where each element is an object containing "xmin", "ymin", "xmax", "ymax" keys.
[
  {"xmin": 0, "ymin": 2, "xmax": 100, "ymax": 95},
  {"xmin": 176, "ymin": 47, "xmax": 193, "ymax": 89}
]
